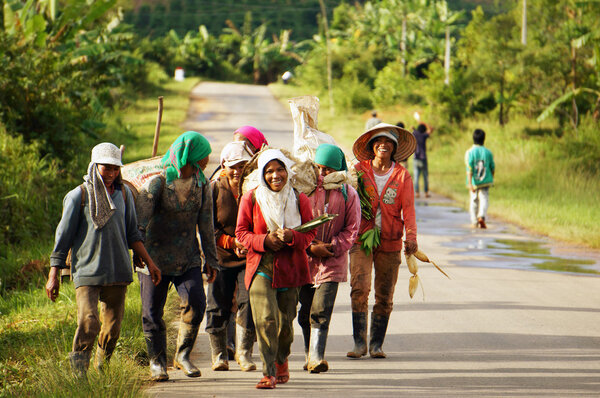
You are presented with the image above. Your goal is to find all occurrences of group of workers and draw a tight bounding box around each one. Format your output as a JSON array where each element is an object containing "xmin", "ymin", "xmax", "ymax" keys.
[{"xmin": 46, "ymin": 121, "xmax": 424, "ymax": 389}]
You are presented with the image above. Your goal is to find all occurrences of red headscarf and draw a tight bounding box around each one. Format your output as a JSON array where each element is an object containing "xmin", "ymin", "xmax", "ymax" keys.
[{"xmin": 234, "ymin": 126, "xmax": 268, "ymax": 152}]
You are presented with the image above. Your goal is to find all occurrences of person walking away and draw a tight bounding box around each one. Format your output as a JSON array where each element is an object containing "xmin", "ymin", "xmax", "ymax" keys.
[
  {"xmin": 465, "ymin": 128, "xmax": 495, "ymax": 229},
  {"xmin": 365, "ymin": 111, "xmax": 382, "ymax": 130},
  {"xmin": 135, "ymin": 131, "xmax": 218, "ymax": 381},
  {"xmin": 347, "ymin": 123, "xmax": 419, "ymax": 359},
  {"xmin": 298, "ymin": 144, "xmax": 361, "ymax": 373},
  {"xmin": 205, "ymin": 141, "xmax": 257, "ymax": 372},
  {"xmin": 45, "ymin": 143, "xmax": 161, "ymax": 378},
  {"xmin": 235, "ymin": 149, "xmax": 316, "ymax": 389},
  {"xmin": 412, "ymin": 123, "xmax": 433, "ymax": 198}
]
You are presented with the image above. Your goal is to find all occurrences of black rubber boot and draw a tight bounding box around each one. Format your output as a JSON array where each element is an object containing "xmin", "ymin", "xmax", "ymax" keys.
[
  {"xmin": 369, "ymin": 313, "xmax": 390, "ymax": 358},
  {"xmin": 173, "ymin": 323, "xmax": 201, "ymax": 377},
  {"xmin": 307, "ymin": 328, "xmax": 329, "ymax": 373},
  {"xmin": 69, "ymin": 351, "xmax": 91, "ymax": 379},
  {"xmin": 234, "ymin": 324, "xmax": 257, "ymax": 371},
  {"xmin": 209, "ymin": 329, "xmax": 229, "ymax": 371},
  {"xmin": 145, "ymin": 331, "xmax": 168, "ymax": 381},
  {"xmin": 226, "ymin": 313, "xmax": 236, "ymax": 360},
  {"xmin": 302, "ymin": 325, "xmax": 310, "ymax": 370},
  {"xmin": 346, "ymin": 312, "xmax": 368, "ymax": 358}
]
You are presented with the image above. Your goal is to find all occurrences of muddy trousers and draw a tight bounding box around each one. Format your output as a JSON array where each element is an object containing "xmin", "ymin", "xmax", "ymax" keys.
[
  {"xmin": 298, "ymin": 282, "xmax": 338, "ymax": 346},
  {"xmin": 73, "ymin": 285, "xmax": 127, "ymax": 356},
  {"xmin": 248, "ymin": 274, "xmax": 298, "ymax": 377},
  {"xmin": 349, "ymin": 244, "xmax": 401, "ymax": 316},
  {"xmin": 139, "ymin": 266, "xmax": 206, "ymax": 334},
  {"xmin": 205, "ymin": 266, "xmax": 254, "ymax": 333}
]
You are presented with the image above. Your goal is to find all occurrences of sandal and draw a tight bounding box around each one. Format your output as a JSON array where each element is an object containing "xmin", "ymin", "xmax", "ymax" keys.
[
  {"xmin": 256, "ymin": 375, "xmax": 276, "ymax": 389},
  {"xmin": 275, "ymin": 360, "xmax": 289, "ymax": 384}
]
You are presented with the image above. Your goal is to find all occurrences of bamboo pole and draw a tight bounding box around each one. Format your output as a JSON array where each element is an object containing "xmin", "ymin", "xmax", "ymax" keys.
[{"xmin": 152, "ymin": 96, "xmax": 164, "ymax": 157}]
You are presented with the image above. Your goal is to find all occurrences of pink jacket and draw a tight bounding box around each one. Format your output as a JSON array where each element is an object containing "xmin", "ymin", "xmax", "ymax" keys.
[{"xmin": 308, "ymin": 181, "xmax": 361, "ymax": 285}]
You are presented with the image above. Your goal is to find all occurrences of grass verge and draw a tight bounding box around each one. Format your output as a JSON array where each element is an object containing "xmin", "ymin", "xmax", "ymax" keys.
[
  {"xmin": 269, "ymin": 82, "xmax": 600, "ymax": 248},
  {"xmin": 0, "ymin": 78, "xmax": 198, "ymax": 397}
]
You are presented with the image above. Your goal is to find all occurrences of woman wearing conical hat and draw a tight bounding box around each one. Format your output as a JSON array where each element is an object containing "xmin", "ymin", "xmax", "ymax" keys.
[{"xmin": 347, "ymin": 123, "xmax": 419, "ymax": 359}]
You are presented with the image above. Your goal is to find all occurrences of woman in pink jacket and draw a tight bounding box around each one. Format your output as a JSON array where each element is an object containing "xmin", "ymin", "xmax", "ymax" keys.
[
  {"xmin": 298, "ymin": 143, "xmax": 361, "ymax": 373},
  {"xmin": 235, "ymin": 149, "xmax": 316, "ymax": 389}
]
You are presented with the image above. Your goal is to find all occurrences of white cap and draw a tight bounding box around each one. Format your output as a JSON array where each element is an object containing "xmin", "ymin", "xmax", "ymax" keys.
[
  {"xmin": 220, "ymin": 141, "xmax": 252, "ymax": 167},
  {"xmin": 91, "ymin": 143, "xmax": 123, "ymax": 166}
]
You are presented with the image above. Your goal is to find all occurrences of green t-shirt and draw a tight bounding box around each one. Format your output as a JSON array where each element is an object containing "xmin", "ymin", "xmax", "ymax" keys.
[{"xmin": 465, "ymin": 145, "xmax": 495, "ymax": 187}]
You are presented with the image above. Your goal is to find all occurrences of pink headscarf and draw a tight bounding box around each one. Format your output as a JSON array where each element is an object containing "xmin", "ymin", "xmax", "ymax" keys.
[{"xmin": 234, "ymin": 126, "xmax": 268, "ymax": 152}]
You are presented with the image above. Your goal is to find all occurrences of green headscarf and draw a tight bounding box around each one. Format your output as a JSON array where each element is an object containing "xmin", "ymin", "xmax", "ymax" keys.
[
  {"xmin": 161, "ymin": 131, "xmax": 212, "ymax": 185},
  {"xmin": 314, "ymin": 143, "xmax": 347, "ymax": 171},
  {"xmin": 314, "ymin": 143, "xmax": 348, "ymax": 201}
]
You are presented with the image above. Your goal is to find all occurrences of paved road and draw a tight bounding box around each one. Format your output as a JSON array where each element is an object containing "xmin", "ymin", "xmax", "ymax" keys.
[{"xmin": 147, "ymin": 82, "xmax": 600, "ymax": 397}]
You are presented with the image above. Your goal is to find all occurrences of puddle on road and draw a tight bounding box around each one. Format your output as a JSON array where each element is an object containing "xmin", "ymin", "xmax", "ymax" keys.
[{"xmin": 415, "ymin": 200, "xmax": 600, "ymax": 276}]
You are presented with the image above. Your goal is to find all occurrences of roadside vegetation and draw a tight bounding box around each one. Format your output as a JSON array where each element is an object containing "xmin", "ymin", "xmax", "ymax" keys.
[{"xmin": 1, "ymin": 0, "xmax": 599, "ymax": 396}]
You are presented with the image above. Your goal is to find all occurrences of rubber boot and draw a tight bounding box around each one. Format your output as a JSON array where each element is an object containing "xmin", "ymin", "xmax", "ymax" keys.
[
  {"xmin": 307, "ymin": 328, "xmax": 329, "ymax": 373},
  {"xmin": 346, "ymin": 312, "xmax": 368, "ymax": 358},
  {"xmin": 234, "ymin": 324, "xmax": 256, "ymax": 371},
  {"xmin": 226, "ymin": 313, "xmax": 236, "ymax": 360},
  {"xmin": 145, "ymin": 331, "xmax": 168, "ymax": 381},
  {"xmin": 209, "ymin": 329, "xmax": 229, "ymax": 371},
  {"xmin": 69, "ymin": 351, "xmax": 91, "ymax": 379},
  {"xmin": 301, "ymin": 325, "xmax": 310, "ymax": 370},
  {"xmin": 173, "ymin": 323, "xmax": 201, "ymax": 377},
  {"xmin": 93, "ymin": 345, "xmax": 114, "ymax": 373},
  {"xmin": 369, "ymin": 313, "xmax": 390, "ymax": 358}
]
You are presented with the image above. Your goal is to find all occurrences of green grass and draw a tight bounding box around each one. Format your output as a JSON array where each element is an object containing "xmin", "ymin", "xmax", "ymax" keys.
[
  {"xmin": 269, "ymin": 82, "xmax": 600, "ymax": 248},
  {"xmin": 109, "ymin": 78, "xmax": 202, "ymax": 163},
  {"xmin": 0, "ymin": 79, "xmax": 196, "ymax": 397},
  {"xmin": 0, "ymin": 279, "xmax": 180, "ymax": 397}
]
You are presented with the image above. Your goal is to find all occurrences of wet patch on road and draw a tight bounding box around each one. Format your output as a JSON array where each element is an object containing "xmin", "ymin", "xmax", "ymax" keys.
[{"xmin": 416, "ymin": 199, "xmax": 600, "ymax": 275}]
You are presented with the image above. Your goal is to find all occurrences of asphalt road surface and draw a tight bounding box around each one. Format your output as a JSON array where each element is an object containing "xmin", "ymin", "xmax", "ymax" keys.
[{"xmin": 146, "ymin": 82, "xmax": 600, "ymax": 397}]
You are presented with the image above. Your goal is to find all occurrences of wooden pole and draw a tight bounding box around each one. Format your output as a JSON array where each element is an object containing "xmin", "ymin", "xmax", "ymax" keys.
[{"xmin": 152, "ymin": 96, "xmax": 164, "ymax": 157}]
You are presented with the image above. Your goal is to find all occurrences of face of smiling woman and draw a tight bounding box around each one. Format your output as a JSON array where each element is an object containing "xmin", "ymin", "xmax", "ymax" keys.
[
  {"xmin": 263, "ymin": 159, "xmax": 288, "ymax": 192},
  {"xmin": 371, "ymin": 136, "xmax": 396, "ymax": 162}
]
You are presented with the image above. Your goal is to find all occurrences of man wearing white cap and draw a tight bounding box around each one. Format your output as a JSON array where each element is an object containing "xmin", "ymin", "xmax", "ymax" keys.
[
  {"xmin": 205, "ymin": 141, "xmax": 257, "ymax": 372},
  {"xmin": 45, "ymin": 143, "xmax": 161, "ymax": 377}
]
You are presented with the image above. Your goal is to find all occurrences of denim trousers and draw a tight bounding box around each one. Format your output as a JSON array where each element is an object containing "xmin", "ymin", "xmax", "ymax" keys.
[
  {"xmin": 205, "ymin": 266, "xmax": 254, "ymax": 333},
  {"xmin": 413, "ymin": 159, "xmax": 429, "ymax": 193},
  {"xmin": 298, "ymin": 282, "xmax": 339, "ymax": 331},
  {"xmin": 139, "ymin": 266, "xmax": 206, "ymax": 332}
]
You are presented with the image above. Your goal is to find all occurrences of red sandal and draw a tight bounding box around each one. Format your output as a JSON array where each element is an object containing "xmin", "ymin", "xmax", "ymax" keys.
[
  {"xmin": 256, "ymin": 375, "xmax": 276, "ymax": 389},
  {"xmin": 275, "ymin": 360, "xmax": 289, "ymax": 384}
]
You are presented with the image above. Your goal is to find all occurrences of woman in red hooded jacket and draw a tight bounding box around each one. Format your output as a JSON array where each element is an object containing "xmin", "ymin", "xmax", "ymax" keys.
[{"xmin": 235, "ymin": 149, "xmax": 316, "ymax": 389}]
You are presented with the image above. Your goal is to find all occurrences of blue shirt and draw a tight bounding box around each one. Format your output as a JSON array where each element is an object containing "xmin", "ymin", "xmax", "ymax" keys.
[
  {"xmin": 50, "ymin": 185, "xmax": 141, "ymax": 288},
  {"xmin": 413, "ymin": 129, "xmax": 429, "ymax": 161}
]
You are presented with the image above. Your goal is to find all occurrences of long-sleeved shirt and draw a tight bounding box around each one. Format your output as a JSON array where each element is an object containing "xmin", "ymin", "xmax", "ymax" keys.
[
  {"xmin": 354, "ymin": 160, "xmax": 417, "ymax": 251},
  {"xmin": 235, "ymin": 189, "xmax": 316, "ymax": 290},
  {"xmin": 308, "ymin": 182, "xmax": 361, "ymax": 285},
  {"xmin": 50, "ymin": 185, "xmax": 141, "ymax": 288},
  {"xmin": 135, "ymin": 173, "xmax": 218, "ymax": 276}
]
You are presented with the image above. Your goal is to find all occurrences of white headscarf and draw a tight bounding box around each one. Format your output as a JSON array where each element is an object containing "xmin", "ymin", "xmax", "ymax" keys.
[
  {"xmin": 83, "ymin": 143, "xmax": 122, "ymax": 230},
  {"xmin": 254, "ymin": 149, "xmax": 301, "ymax": 232}
]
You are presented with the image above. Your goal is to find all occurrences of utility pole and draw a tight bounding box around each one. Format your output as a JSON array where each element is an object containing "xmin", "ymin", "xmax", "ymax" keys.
[
  {"xmin": 444, "ymin": 27, "xmax": 450, "ymax": 85},
  {"xmin": 318, "ymin": 0, "xmax": 335, "ymax": 116},
  {"xmin": 521, "ymin": 0, "xmax": 527, "ymax": 45}
]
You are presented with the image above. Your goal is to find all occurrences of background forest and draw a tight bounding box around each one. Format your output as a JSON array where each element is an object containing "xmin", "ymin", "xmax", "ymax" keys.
[{"xmin": 1, "ymin": 0, "xmax": 599, "ymax": 395}]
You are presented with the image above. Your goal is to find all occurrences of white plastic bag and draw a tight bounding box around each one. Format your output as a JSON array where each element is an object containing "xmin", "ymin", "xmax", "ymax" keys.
[{"xmin": 289, "ymin": 96, "xmax": 337, "ymax": 163}]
